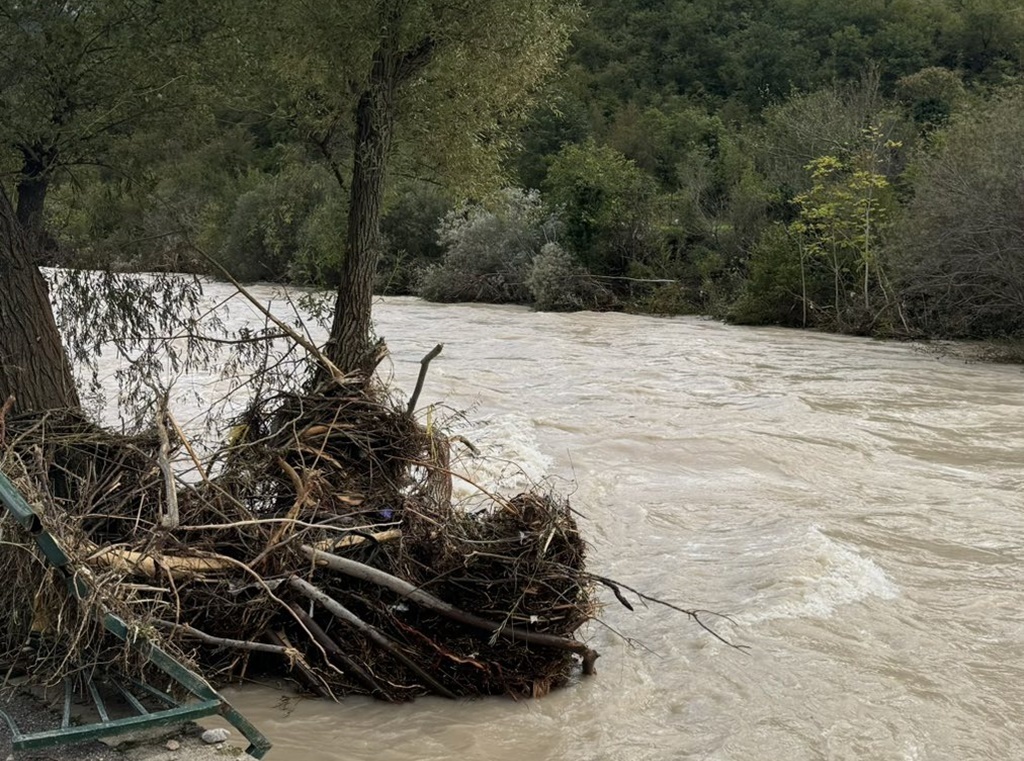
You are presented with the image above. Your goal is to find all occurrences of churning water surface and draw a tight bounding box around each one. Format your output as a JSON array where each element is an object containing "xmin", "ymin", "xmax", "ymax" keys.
[{"xmin": 93, "ymin": 286, "xmax": 1024, "ymax": 761}]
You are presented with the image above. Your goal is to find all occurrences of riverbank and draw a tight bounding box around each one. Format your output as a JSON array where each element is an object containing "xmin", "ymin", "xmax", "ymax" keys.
[{"xmin": 0, "ymin": 690, "xmax": 244, "ymax": 761}]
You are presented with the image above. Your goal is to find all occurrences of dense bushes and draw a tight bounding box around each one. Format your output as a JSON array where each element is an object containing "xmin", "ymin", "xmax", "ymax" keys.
[
  {"xmin": 53, "ymin": 133, "xmax": 348, "ymax": 284},
  {"xmin": 892, "ymin": 92, "xmax": 1024, "ymax": 338},
  {"xmin": 217, "ymin": 165, "xmax": 344, "ymax": 283},
  {"xmin": 418, "ymin": 188, "xmax": 558, "ymax": 303},
  {"xmin": 544, "ymin": 141, "xmax": 661, "ymax": 276},
  {"xmin": 528, "ymin": 242, "xmax": 613, "ymax": 311},
  {"xmin": 377, "ymin": 184, "xmax": 451, "ymax": 294},
  {"xmin": 729, "ymin": 225, "xmax": 806, "ymax": 326}
]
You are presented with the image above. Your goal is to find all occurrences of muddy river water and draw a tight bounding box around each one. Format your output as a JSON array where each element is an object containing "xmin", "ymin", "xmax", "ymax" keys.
[{"xmin": 96, "ymin": 286, "xmax": 1024, "ymax": 760}]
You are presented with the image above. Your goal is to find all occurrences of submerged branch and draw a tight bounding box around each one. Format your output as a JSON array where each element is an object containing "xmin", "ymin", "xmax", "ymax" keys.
[
  {"xmin": 301, "ymin": 545, "xmax": 600, "ymax": 674},
  {"xmin": 407, "ymin": 343, "xmax": 443, "ymax": 414},
  {"xmin": 588, "ymin": 573, "xmax": 749, "ymax": 652},
  {"xmin": 288, "ymin": 576, "xmax": 458, "ymax": 699}
]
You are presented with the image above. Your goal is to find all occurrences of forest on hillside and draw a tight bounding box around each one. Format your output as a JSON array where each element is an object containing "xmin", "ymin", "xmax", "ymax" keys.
[{"xmin": 5, "ymin": 0, "xmax": 1024, "ymax": 343}]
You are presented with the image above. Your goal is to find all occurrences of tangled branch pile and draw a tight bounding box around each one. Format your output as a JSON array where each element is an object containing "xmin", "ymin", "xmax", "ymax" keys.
[{"xmin": 0, "ymin": 371, "xmax": 598, "ymax": 701}]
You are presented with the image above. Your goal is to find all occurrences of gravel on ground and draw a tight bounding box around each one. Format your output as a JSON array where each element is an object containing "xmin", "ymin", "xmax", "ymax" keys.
[{"xmin": 0, "ymin": 691, "xmax": 245, "ymax": 761}]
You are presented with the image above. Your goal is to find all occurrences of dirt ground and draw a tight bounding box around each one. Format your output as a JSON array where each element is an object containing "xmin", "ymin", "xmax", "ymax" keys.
[{"xmin": 0, "ymin": 691, "xmax": 245, "ymax": 761}]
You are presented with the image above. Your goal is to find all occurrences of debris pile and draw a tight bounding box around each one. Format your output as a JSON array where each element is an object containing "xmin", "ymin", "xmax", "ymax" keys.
[{"xmin": 0, "ymin": 369, "xmax": 598, "ymax": 701}]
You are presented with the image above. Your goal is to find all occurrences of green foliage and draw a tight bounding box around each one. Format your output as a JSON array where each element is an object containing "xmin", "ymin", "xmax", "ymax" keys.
[
  {"xmin": 419, "ymin": 188, "xmax": 558, "ymax": 304},
  {"xmin": 377, "ymin": 184, "xmax": 452, "ymax": 295},
  {"xmin": 544, "ymin": 141, "xmax": 660, "ymax": 275},
  {"xmin": 263, "ymin": 0, "xmax": 582, "ymax": 201},
  {"xmin": 218, "ymin": 165, "xmax": 343, "ymax": 284},
  {"xmin": 603, "ymin": 101, "xmax": 722, "ymax": 189},
  {"xmin": 758, "ymin": 76, "xmax": 912, "ymax": 196},
  {"xmin": 729, "ymin": 225, "xmax": 806, "ymax": 326},
  {"xmin": 893, "ymin": 90, "xmax": 1024, "ymax": 338},
  {"xmin": 528, "ymin": 242, "xmax": 611, "ymax": 311},
  {"xmin": 941, "ymin": 0, "xmax": 1024, "ymax": 78},
  {"xmin": 789, "ymin": 138, "xmax": 898, "ymax": 330},
  {"xmin": 628, "ymin": 282, "xmax": 693, "ymax": 316},
  {"xmin": 51, "ymin": 122, "xmax": 261, "ymax": 272},
  {"xmin": 895, "ymin": 67, "xmax": 967, "ymax": 128},
  {"xmin": 512, "ymin": 83, "xmax": 592, "ymax": 190},
  {"xmin": 0, "ymin": 0, "xmax": 232, "ymax": 208},
  {"xmin": 566, "ymin": 0, "xmax": 1018, "ymax": 117}
]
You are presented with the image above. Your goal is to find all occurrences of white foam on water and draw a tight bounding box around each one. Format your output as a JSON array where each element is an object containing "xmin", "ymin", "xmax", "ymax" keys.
[
  {"xmin": 740, "ymin": 526, "xmax": 899, "ymax": 624},
  {"xmin": 444, "ymin": 412, "xmax": 555, "ymax": 500}
]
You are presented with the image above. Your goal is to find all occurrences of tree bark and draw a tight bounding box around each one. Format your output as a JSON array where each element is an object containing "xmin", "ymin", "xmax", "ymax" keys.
[
  {"xmin": 325, "ymin": 21, "xmax": 434, "ymax": 375},
  {"xmin": 325, "ymin": 56, "xmax": 396, "ymax": 375},
  {"xmin": 0, "ymin": 188, "xmax": 79, "ymax": 411},
  {"xmin": 15, "ymin": 145, "xmax": 56, "ymax": 241}
]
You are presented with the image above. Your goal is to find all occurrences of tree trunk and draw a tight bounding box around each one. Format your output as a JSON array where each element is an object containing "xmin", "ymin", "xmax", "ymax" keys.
[
  {"xmin": 15, "ymin": 145, "xmax": 56, "ymax": 241},
  {"xmin": 16, "ymin": 171, "xmax": 49, "ymax": 239},
  {"xmin": 323, "ymin": 16, "xmax": 434, "ymax": 376},
  {"xmin": 325, "ymin": 60, "xmax": 396, "ymax": 375},
  {"xmin": 0, "ymin": 188, "xmax": 79, "ymax": 411}
]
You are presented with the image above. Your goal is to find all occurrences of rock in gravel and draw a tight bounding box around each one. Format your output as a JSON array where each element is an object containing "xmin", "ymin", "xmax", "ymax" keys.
[
  {"xmin": 201, "ymin": 728, "xmax": 231, "ymax": 744},
  {"xmin": 165, "ymin": 739, "xmax": 181, "ymax": 751}
]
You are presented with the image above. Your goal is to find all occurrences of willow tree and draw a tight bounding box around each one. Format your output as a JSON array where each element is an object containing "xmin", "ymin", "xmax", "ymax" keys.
[
  {"xmin": 0, "ymin": 0, "xmax": 231, "ymax": 411},
  {"xmin": 269, "ymin": 0, "xmax": 580, "ymax": 373},
  {"xmin": 0, "ymin": 0, "xmax": 227, "ymax": 241},
  {"xmin": 0, "ymin": 188, "xmax": 79, "ymax": 410}
]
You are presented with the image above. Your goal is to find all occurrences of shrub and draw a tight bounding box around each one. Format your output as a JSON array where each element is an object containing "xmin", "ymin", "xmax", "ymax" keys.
[
  {"xmin": 287, "ymin": 193, "xmax": 346, "ymax": 287},
  {"xmin": 527, "ymin": 242, "xmax": 606, "ymax": 311},
  {"xmin": 377, "ymin": 184, "xmax": 451, "ymax": 295},
  {"xmin": 627, "ymin": 282, "xmax": 694, "ymax": 315},
  {"xmin": 544, "ymin": 140, "xmax": 661, "ymax": 276},
  {"xmin": 729, "ymin": 224, "xmax": 807, "ymax": 326},
  {"xmin": 218, "ymin": 165, "xmax": 342, "ymax": 283},
  {"xmin": 894, "ymin": 67, "xmax": 966, "ymax": 128},
  {"xmin": 418, "ymin": 188, "xmax": 558, "ymax": 304},
  {"xmin": 892, "ymin": 91, "xmax": 1024, "ymax": 338}
]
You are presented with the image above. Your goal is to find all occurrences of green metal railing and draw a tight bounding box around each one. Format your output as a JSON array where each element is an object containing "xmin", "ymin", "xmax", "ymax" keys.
[{"xmin": 0, "ymin": 470, "xmax": 271, "ymax": 757}]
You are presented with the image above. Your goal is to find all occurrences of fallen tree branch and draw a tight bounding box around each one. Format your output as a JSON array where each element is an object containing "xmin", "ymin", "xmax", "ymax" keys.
[
  {"xmin": 449, "ymin": 435, "xmax": 480, "ymax": 457},
  {"xmin": 287, "ymin": 602, "xmax": 388, "ymax": 699},
  {"xmin": 288, "ymin": 576, "xmax": 458, "ymax": 699},
  {"xmin": 310, "ymin": 529, "xmax": 402, "ymax": 552},
  {"xmin": 84, "ymin": 545, "xmax": 235, "ymax": 578},
  {"xmin": 266, "ymin": 629, "xmax": 331, "ymax": 699},
  {"xmin": 591, "ymin": 275, "xmax": 677, "ymax": 283},
  {"xmin": 587, "ymin": 572, "xmax": 749, "ymax": 652},
  {"xmin": 154, "ymin": 620, "xmax": 295, "ymax": 655},
  {"xmin": 300, "ymin": 545, "xmax": 599, "ymax": 675},
  {"xmin": 407, "ymin": 343, "xmax": 443, "ymax": 415},
  {"xmin": 261, "ymin": 457, "xmax": 309, "ymax": 552}
]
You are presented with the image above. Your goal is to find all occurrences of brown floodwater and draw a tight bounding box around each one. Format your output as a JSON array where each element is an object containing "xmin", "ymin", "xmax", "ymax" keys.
[{"xmin": 96, "ymin": 287, "xmax": 1024, "ymax": 761}]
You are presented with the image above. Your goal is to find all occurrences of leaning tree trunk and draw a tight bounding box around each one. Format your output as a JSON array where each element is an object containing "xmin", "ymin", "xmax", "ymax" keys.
[
  {"xmin": 325, "ymin": 69, "xmax": 395, "ymax": 375},
  {"xmin": 0, "ymin": 188, "xmax": 79, "ymax": 411},
  {"xmin": 324, "ymin": 20, "xmax": 434, "ymax": 376}
]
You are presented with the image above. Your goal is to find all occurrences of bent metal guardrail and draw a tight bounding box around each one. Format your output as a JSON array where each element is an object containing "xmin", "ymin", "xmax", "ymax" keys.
[{"xmin": 0, "ymin": 470, "xmax": 271, "ymax": 758}]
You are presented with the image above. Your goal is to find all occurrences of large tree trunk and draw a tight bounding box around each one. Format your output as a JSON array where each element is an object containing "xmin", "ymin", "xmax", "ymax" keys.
[
  {"xmin": 15, "ymin": 145, "xmax": 56, "ymax": 240},
  {"xmin": 0, "ymin": 188, "xmax": 79, "ymax": 411},
  {"xmin": 16, "ymin": 170, "xmax": 49, "ymax": 238},
  {"xmin": 325, "ymin": 59, "xmax": 396, "ymax": 375},
  {"xmin": 324, "ymin": 17, "xmax": 434, "ymax": 375}
]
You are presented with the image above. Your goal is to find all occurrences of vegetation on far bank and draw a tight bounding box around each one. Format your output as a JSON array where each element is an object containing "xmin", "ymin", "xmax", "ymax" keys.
[{"xmin": 7, "ymin": 0, "xmax": 1024, "ymax": 347}]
